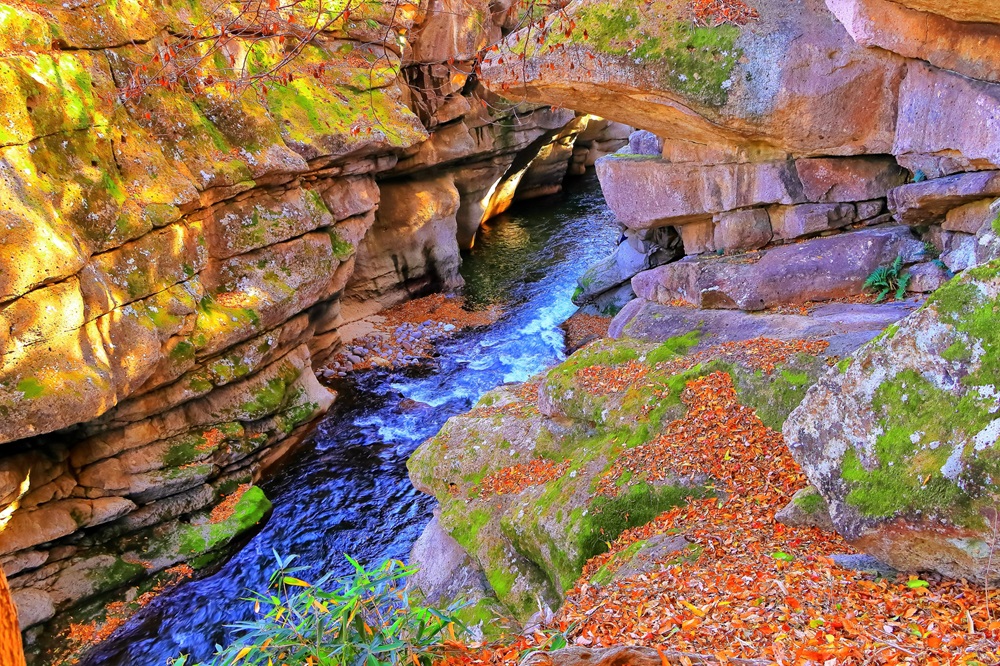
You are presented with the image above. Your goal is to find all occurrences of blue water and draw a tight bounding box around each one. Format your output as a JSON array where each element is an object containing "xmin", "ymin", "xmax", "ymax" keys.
[{"xmin": 80, "ymin": 173, "xmax": 618, "ymax": 665}]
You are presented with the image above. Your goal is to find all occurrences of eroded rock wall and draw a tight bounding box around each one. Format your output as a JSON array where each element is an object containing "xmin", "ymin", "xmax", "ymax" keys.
[
  {"xmin": 481, "ymin": 0, "xmax": 1000, "ymax": 316},
  {"xmin": 472, "ymin": 0, "xmax": 1000, "ymax": 585},
  {"xmin": 0, "ymin": 0, "xmax": 590, "ymax": 649}
]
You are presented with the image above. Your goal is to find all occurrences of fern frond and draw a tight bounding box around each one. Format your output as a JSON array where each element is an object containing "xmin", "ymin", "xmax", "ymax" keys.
[
  {"xmin": 864, "ymin": 267, "xmax": 889, "ymax": 289},
  {"xmin": 890, "ymin": 255, "xmax": 903, "ymax": 276},
  {"xmin": 896, "ymin": 273, "xmax": 911, "ymax": 300},
  {"xmin": 876, "ymin": 287, "xmax": 890, "ymax": 303}
]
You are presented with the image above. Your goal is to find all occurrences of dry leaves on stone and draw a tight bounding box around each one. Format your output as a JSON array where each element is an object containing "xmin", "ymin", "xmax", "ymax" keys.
[
  {"xmin": 577, "ymin": 337, "xmax": 829, "ymax": 403},
  {"xmin": 437, "ymin": 366, "xmax": 1000, "ymax": 665},
  {"xmin": 655, "ymin": 337, "xmax": 829, "ymax": 377},
  {"xmin": 65, "ymin": 564, "xmax": 194, "ymax": 651},
  {"xmin": 595, "ymin": 371, "xmax": 783, "ymax": 497},
  {"xmin": 468, "ymin": 382, "xmax": 542, "ymax": 419},
  {"xmin": 577, "ymin": 359, "xmax": 651, "ymax": 395},
  {"xmin": 562, "ymin": 372, "xmax": 999, "ymax": 665},
  {"xmin": 210, "ymin": 483, "xmax": 251, "ymax": 524},
  {"xmin": 561, "ymin": 313, "xmax": 612, "ymax": 352},
  {"xmin": 323, "ymin": 294, "xmax": 500, "ymax": 376},
  {"xmin": 477, "ymin": 459, "xmax": 572, "ymax": 498},
  {"xmin": 381, "ymin": 293, "xmax": 501, "ymax": 329}
]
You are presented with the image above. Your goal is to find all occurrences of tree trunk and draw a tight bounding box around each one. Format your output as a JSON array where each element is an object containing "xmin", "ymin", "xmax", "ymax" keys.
[{"xmin": 0, "ymin": 568, "xmax": 25, "ymax": 666}]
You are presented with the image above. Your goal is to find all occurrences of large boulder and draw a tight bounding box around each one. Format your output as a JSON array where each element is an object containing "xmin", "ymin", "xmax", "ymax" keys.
[
  {"xmin": 784, "ymin": 260, "xmax": 1000, "ymax": 583},
  {"xmin": 408, "ymin": 328, "xmax": 865, "ymax": 621},
  {"xmin": 631, "ymin": 226, "xmax": 925, "ymax": 311}
]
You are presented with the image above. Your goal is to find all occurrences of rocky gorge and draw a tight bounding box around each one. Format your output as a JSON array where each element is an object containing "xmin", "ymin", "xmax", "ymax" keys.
[
  {"xmin": 4, "ymin": 0, "xmax": 1000, "ymax": 663},
  {"xmin": 0, "ymin": 0, "xmax": 629, "ymax": 658},
  {"xmin": 408, "ymin": 0, "xmax": 1000, "ymax": 660}
]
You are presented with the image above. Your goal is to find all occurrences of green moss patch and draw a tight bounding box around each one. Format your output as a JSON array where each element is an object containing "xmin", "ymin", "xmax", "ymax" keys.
[
  {"xmin": 410, "ymin": 331, "xmax": 827, "ymax": 623},
  {"xmin": 836, "ymin": 261, "xmax": 1000, "ymax": 527},
  {"xmin": 537, "ymin": 0, "xmax": 744, "ymax": 107}
]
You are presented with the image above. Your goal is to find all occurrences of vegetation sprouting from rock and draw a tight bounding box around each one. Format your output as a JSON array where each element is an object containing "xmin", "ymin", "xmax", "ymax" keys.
[{"xmin": 864, "ymin": 256, "xmax": 911, "ymax": 302}]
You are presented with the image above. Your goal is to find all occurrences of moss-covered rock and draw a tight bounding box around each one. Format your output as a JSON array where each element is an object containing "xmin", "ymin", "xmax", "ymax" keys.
[
  {"xmin": 408, "ymin": 331, "xmax": 830, "ymax": 622},
  {"xmin": 785, "ymin": 259, "xmax": 1000, "ymax": 583},
  {"xmin": 21, "ymin": 486, "xmax": 271, "ymax": 665},
  {"xmin": 480, "ymin": 0, "xmax": 903, "ymax": 157},
  {"xmin": 539, "ymin": 2, "xmax": 743, "ymax": 107}
]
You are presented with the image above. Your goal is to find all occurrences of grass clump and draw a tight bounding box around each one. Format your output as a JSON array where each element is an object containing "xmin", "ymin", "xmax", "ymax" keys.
[{"xmin": 172, "ymin": 554, "xmax": 469, "ymax": 666}]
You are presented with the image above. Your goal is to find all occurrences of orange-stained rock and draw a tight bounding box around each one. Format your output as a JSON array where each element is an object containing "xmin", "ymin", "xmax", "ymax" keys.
[
  {"xmin": 888, "ymin": 170, "xmax": 1000, "ymax": 225},
  {"xmin": 406, "ymin": 0, "xmax": 498, "ymax": 63},
  {"xmin": 343, "ymin": 175, "xmax": 463, "ymax": 322},
  {"xmin": 0, "ymin": 568, "xmax": 25, "ymax": 666},
  {"xmin": 827, "ymin": 0, "xmax": 1000, "ymax": 84},
  {"xmin": 481, "ymin": 0, "xmax": 904, "ymax": 157},
  {"xmin": 893, "ymin": 0, "xmax": 1000, "ymax": 24}
]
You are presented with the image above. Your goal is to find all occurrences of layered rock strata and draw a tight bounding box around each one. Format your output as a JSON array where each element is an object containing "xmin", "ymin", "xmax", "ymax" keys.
[
  {"xmin": 481, "ymin": 0, "xmax": 1000, "ymax": 318},
  {"xmin": 0, "ymin": 0, "xmax": 593, "ymax": 650}
]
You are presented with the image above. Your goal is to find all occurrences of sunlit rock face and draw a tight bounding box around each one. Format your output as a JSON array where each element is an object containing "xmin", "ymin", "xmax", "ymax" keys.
[
  {"xmin": 481, "ymin": 0, "xmax": 905, "ymax": 157},
  {"xmin": 827, "ymin": 0, "xmax": 1000, "ymax": 85},
  {"xmin": 476, "ymin": 0, "xmax": 1000, "ymax": 584},
  {"xmin": 0, "ymin": 0, "xmax": 591, "ymax": 646}
]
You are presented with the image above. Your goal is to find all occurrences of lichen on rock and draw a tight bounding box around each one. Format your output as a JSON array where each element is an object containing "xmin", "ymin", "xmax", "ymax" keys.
[
  {"xmin": 785, "ymin": 259, "xmax": 1000, "ymax": 582},
  {"xmin": 408, "ymin": 331, "xmax": 833, "ymax": 623}
]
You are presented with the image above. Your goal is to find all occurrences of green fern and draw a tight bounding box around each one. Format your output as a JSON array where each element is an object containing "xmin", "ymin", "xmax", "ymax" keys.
[
  {"xmin": 864, "ymin": 266, "xmax": 890, "ymax": 290},
  {"xmin": 895, "ymin": 272, "xmax": 912, "ymax": 300},
  {"xmin": 864, "ymin": 255, "xmax": 910, "ymax": 302}
]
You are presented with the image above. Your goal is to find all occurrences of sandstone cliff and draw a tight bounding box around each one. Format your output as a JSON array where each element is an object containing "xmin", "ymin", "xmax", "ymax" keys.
[
  {"xmin": 467, "ymin": 0, "xmax": 1000, "ymax": 596},
  {"xmin": 0, "ymin": 0, "xmax": 605, "ymax": 655}
]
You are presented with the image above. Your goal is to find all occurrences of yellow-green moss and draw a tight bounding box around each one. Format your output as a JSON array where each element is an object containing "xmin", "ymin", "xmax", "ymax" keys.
[
  {"xmin": 839, "ymin": 263, "xmax": 1000, "ymax": 525},
  {"xmin": 541, "ymin": 0, "xmax": 743, "ymax": 107},
  {"xmin": 177, "ymin": 486, "xmax": 272, "ymax": 567}
]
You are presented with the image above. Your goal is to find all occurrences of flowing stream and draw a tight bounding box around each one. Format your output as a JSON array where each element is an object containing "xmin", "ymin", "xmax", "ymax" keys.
[{"xmin": 82, "ymin": 172, "xmax": 618, "ymax": 665}]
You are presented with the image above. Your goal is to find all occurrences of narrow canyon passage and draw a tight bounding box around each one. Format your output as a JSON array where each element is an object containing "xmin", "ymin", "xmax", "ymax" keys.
[
  {"xmin": 7, "ymin": 0, "xmax": 1000, "ymax": 660},
  {"xmin": 70, "ymin": 174, "xmax": 617, "ymax": 666}
]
